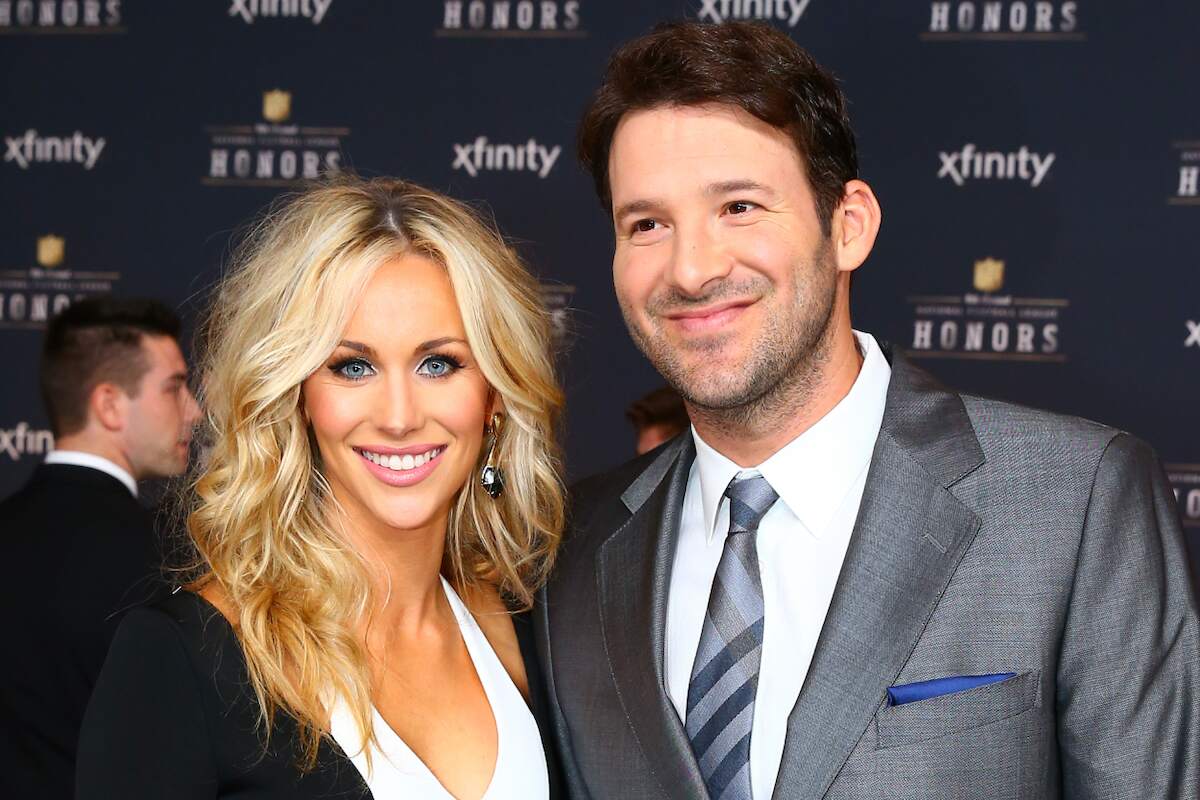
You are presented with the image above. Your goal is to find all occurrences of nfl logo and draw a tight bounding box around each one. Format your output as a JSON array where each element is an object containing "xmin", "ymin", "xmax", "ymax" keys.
[
  {"xmin": 36, "ymin": 235, "xmax": 65, "ymax": 269},
  {"xmin": 973, "ymin": 257, "xmax": 1005, "ymax": 293},
  {"xmin": 262, "ymin": 89, "xmax": 291, "ymax": 123}
]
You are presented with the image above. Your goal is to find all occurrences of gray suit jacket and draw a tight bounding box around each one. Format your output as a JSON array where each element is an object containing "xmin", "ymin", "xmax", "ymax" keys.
[{"xmin": 536, "ymin": 351, "xmax": 1200, "ymax": 799}]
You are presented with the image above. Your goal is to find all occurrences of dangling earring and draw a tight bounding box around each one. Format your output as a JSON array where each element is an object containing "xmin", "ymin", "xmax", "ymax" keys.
[{"xmin": 480, "ymin": 412, "xmax": 505, "ymax": 499}]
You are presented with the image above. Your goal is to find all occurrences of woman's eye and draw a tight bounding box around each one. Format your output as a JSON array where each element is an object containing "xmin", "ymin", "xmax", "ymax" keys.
[
  {"xmin": 331, "ymin": 358, "xmax": 374, "ymax": 381},
  {"xmin": 727, "ymin": 201, "xmax": 754, "ymax": 215},
  {"xmin": 417, "ymin": 355, "xmax": 461, "ymax": 378}
]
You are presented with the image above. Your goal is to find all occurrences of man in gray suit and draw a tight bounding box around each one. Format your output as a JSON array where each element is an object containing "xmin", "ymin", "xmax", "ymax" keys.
[{"xmin": 537, "ymin": 20, "xmax": 1199, "ymax": 799}]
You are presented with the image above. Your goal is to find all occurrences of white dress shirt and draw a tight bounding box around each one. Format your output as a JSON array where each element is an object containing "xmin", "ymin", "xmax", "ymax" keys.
[
  {"xmin": 665, "ymin": 330, "xmax": 891, "ymax": 799},
  {"xmin": 44, "ymin": 449, "xmax": 138, "ymax": 497}
]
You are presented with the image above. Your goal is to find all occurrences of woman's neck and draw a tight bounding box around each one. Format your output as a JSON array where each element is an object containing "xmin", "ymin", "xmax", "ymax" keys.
[{"xmin": 345, "ymin": 515, "xmax": 456, "ymax": 645}]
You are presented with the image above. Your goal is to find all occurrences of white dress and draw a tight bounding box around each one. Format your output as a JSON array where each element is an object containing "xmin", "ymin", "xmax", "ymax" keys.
[{"xmin": 329, "ymin": 577, "xmax": 549, "ymax": 799}]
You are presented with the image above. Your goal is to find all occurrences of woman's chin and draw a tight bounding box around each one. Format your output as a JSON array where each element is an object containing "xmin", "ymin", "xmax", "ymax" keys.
[{"xmin": 364, "ymin": 499, "xmax": 451, "ymax": 536}]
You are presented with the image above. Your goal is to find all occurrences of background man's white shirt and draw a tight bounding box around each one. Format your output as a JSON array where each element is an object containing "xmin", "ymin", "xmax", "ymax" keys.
[
  {"xmin": 44, "ymin": 450, "xmax": 138, "ymax": 497},
  {"xmin": 665, "ymin": 331, "xmax": 891, "ymax": 799}
]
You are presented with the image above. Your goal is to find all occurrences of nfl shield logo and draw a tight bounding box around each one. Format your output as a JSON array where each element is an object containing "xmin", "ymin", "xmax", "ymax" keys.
[
  {"xmin": 262, "ymin": 90, "xmax": 291, "ymax": 123},
  {"xmin": 973, "ymin": 257, "xmax": 1005, "ymax": 293},
  {"xmin": 36, "ymin": 235, "xmax": 65, "ymax": 269}
]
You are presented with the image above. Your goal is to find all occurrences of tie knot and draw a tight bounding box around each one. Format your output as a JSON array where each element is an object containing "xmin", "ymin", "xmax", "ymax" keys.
[{"xmin": 725, "ymin": 474, "xmax": 778, "ymax": 535}]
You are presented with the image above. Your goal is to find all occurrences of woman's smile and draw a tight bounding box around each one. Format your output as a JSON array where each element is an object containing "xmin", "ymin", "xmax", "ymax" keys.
[{"xmin": 354, "ymin": 444, "xmax": 447, "ymax": 487}]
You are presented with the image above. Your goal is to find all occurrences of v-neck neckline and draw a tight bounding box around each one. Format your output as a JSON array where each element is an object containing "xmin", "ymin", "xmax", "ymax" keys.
[{"xmin": 338, "ymin": 577, "xmax": 501, "ymax": 800}]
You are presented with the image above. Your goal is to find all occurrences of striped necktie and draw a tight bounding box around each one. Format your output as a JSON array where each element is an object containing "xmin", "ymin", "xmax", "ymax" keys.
[{"xmin": 685, "ymin": 473, "xmax": 778, "ymax": 800}]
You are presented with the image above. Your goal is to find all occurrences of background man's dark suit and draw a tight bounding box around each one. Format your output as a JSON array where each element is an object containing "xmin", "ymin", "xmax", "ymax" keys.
[
  {"xmin": 0, "ymin": 463, "xmax": 164, "ymax": 799},
  {"xmin": 536, "ymin": 352, "xmax": 1200, "ymax": 799}
]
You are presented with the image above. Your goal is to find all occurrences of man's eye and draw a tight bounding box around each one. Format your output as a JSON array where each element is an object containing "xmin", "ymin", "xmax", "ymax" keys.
[
  {"xmin": 634, "ymin": 219, "xmax": 658, "ymax": 233},
  {"xmin": 727, "ymin": 201, "xmax": 754, "ymax": 215}
]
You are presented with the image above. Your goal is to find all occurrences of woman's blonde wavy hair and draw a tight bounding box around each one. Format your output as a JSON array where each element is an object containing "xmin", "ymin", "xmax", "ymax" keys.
[{"xmin": 178, "ymin": 175, "xmax": 564, "ymax": 768}]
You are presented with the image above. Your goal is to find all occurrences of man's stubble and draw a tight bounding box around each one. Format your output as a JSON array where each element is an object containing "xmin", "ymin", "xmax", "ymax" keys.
[{"xmin": 618, "ymin": 239, "xmax": 839, "ymax": 437}]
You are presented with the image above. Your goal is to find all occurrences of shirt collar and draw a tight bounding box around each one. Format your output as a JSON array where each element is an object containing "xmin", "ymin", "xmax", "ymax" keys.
[
  {"xmin": 690, "ymin": 330, "xmax": 891, "ymax": 542},
  {"xmin": 44, "ymin": 450, "xmax": 138, "ymax": 497}
]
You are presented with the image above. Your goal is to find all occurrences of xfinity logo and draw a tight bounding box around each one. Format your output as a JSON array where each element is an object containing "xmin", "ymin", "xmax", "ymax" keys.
[
  {"xmin": 4, "ymin": 130, "xmax": 105, "ymax": 170},
  {"xmin": 228, "ymin": 0, "xmax": 332, "ymax": 23},
  {"xmin": 0, "ymin": 423, "xmax": 53, "ymax": 461},
  {"xmin": 452, "ymin": 137, "xmax": 561, "ymax": 179},
  {"xmin": 1186, "ymin": 320, "xmax": 1200, "ymax": 348},
  {"xmin": 937, "ymin": 144, "xmax": 1055, "ymax": 187},
  {"xmin": 698, "ymin": 0, "xmax": 812, "ymax": 26}
]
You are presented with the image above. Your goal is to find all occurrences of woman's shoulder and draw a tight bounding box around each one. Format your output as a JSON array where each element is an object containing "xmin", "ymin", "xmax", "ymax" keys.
[
  {"xmin": 84, "ymin": 592, "xmax": 368, "ymax": 798},
  {"xmin": 90, "ymin": 590, "xmax": 268, "ymax": 770},
  {"xmin": 146, "ymin": 586, "xmax": 222, "ymax": 620},
  {"xmin": 138, "ymin": 587, "xmax": 232, "ymax": 634},
  {"xmin": 111, "ymin": 589, "xmax": 243, "ymax": 680}
]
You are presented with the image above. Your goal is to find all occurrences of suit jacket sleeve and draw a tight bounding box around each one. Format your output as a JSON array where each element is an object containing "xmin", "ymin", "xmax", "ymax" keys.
[
  {"xmin": 76, "ymin": 606, "xmax": 218, "ymax": 799},
  {"xmin": 1056, "ymin": 433, "xmax": 1200, "ymax": 798}
]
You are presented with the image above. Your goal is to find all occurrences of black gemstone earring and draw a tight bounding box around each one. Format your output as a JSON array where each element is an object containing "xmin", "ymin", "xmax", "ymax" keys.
[{"xmin": 480, "ymin": 412, "xmax": 505, "ymax": 499}]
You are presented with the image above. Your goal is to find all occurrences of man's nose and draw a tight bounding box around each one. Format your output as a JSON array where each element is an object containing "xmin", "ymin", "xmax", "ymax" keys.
[
  {"xmin": 665, "ymin": 222, "xmax": 732, "ymax": 297},
  {"xmin": 183, "ymin": 386, "xmax": 202, "ymax": 425}
]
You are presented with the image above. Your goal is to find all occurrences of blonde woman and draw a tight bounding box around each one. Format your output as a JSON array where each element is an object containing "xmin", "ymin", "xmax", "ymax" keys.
[{"xmin": 75, "ymin": 177, "xmax": 565, "ymax": 799}]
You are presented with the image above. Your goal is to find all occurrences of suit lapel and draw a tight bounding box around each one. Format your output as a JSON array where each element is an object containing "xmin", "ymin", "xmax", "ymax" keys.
[
  {"xmin": 595, "ymin": 437, "xmax": 708, "ymax": 800},
  {"xmin": 772, "ymin": 353, "xmax": 985, "ymax": 799}
]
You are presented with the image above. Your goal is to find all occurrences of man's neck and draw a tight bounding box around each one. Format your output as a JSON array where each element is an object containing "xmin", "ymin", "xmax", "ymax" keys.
[
  {"xmin": 53, "ymin": 432, "xmax": 136, "ymax": 478},
  {"xmin": 688, "ymin": 326, "xmax": 865, "ymax": 468}
]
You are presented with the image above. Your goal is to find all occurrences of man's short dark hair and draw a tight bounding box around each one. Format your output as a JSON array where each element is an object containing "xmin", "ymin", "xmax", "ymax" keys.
[
  {"xmin": 626, "ymin": 386, "xmax": 689, "ymax": 433},
  {"xmin": 578, "ymin": 20, "xmax": 858, "ymax": 234},
  {"xmin": 40, "ymin": 297, "xmax": 181, "ymax": 436}
]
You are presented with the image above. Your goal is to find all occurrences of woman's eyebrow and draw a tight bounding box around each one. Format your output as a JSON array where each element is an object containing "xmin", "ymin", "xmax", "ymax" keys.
[
  {"xmin": 336, "ymin": 340, "xmax": 377, "ymax": 357},
  {"xmin": 416, "ymin": 337, "xmax": 467, "ymax": 352}
]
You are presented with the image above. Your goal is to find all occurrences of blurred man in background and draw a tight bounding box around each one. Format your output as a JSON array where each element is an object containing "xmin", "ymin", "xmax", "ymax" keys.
[
  {"xmin": 627, "ymin": 385, "xmax": 689, "ymax": 455},
  {"xmin": 0, "ymin": 297, "xmax": 201, "ymax": 799}
]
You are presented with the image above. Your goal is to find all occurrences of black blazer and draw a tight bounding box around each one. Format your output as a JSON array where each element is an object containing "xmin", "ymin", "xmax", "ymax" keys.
[
  {"xmin": 76, "ymin": 589, "xmax": 564, "ymax": 799},
  {"xmin": 0, "ymin": 464, "xmax": 163, "ymax": 800}
]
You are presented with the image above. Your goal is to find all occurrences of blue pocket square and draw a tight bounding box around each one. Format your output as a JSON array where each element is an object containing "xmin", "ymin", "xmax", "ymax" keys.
[{"xmin": 887, "ymin": 673, "xmax": 1016, "ymax": 706}]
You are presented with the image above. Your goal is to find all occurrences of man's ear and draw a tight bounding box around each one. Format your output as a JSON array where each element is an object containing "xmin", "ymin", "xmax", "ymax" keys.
[
  {"xmin": 90, "ymin": 383, "xmax": 129, "ymax": 432},
  {"xmin": 831, "ymin": 179, "xmax": 882, "ymax": 275}
]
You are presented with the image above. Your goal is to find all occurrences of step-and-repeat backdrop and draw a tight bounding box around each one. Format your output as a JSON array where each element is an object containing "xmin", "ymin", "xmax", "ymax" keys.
[{"xmin": 2, "ymin": 2, "xmax": 1197, "ymax": 564}]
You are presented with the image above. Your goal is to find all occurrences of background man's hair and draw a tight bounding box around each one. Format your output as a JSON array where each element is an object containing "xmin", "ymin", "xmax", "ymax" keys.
[
  {"xmin": 626, "ymin": 385, "xmax": 689, "ymax": 432},
  {"xmin": 577, "ymin": 20, "xmax": 859, "ymax": 234},
  {"xmin": 40, "ymin": 296, "xmax": 181, "ymax": 436}
]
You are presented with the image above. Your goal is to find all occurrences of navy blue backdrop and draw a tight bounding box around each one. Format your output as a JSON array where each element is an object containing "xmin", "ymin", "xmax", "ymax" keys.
[{"xmin": 2, "ymin": 1, "xmax": 1197, "ymax": 565}]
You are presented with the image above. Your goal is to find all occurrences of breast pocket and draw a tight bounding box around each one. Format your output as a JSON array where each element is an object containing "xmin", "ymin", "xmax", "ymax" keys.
[{"xmin": 874, "ymin": 669, "xmax": 1041, "ymax": 750}]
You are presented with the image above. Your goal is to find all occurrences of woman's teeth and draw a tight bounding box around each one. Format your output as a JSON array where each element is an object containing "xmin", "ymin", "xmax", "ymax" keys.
[{"xmin": 360, "ymin": 447, "xmax": 444, "ymax": 471}]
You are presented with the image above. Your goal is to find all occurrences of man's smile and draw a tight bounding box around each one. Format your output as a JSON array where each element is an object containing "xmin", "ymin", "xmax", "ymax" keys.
[{"xmin": 661, "ymin": 298, "xmax": 757, "ymax": 335}]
